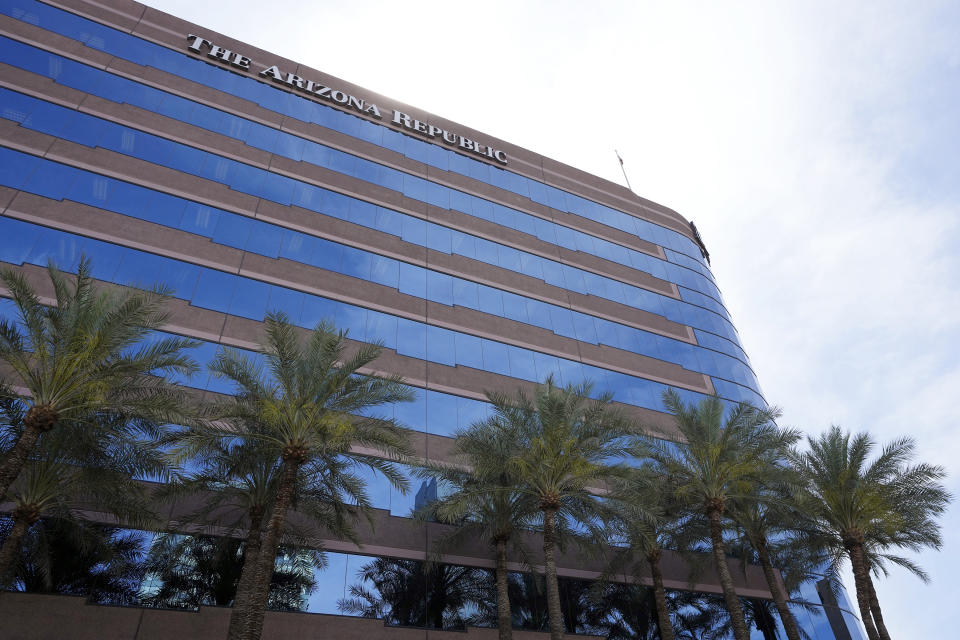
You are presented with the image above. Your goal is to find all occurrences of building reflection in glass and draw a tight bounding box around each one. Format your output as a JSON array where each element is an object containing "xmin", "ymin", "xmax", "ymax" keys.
[{"xmin": 0, "ymin": 521, "xmax": 866, "ymax": 640}]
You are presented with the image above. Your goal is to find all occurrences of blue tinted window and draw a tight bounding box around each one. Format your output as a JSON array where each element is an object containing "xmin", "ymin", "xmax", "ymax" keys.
[
  {"xmin": 335, "ymin": 304, "xmax": 367, "ymax": 338},
  {"xmin": 451, "ymin": 231, "xmax": 476, "ymax": 259},
  {"xmin": 0, "ymin": 219, "xmax": 40, "ymax": 264},
  {"xmin": 452, "ymin": 279, "xmax": 479, "ymax": 309},
  {"xmin": 22, "ymin": 161, "xmax": 77, "ymax": 199},
  {"xmin": 340, "ymin": 246, "xmax": 372, "ymax": 280},
  {"xmin": 477, "ymin": 285, "xmax": 503, "ymax": 317},
  {"xmin": 310, "ymin": 239, "xmax": 343, "ymax": 272},
  {"xmin": 245, "ymin": 220, "xmax": 284, "ymax": 258},
  {"xmin": 369, "ymin": 255, "xmax": 399, "ymax": 288},
  {"xmin": 425, "ymin": 325, "xmax": 456, "ymax": 367},
  {"xmin": 425, "ymin": 390, "xmax": 458, "ymax": 437},
  {"xmin": 142, "ymin": 191, "xmax": 188, "ymax": 226},
  {"xmin": 481, "ymin": 340, "xmax": 510, "ymax": 376},
  {"xmin": 501, "ymin": 291, "xmax": 529, "ymax": 324},
  {"xmin": 211, "ymin": 213, "xmax": 251, "ymax": 249},
  {"xmin": 348, "ymin": 199, "xmax": 377, "ymax": 228},
  {"xmin": 507, "ymin": 347, "xmax": 537, "ymax": 382},
  {"xmin": 400, "ymin": 215, "xmax": 427, "ymax": 246},
  {"xmin": 192, "ymin": 269, "xmax": 235, "ymax": 312},
  {"xmin": 267, "ymin": 285, "xmax": 304, "ymax": 322},
  {"xmin": 279, "ymin": 231, "xmax": 315, "ymax": 264},
  {"xmin": 426, "ymin": 271, "xmax": 453, "ymax": 306},
  {"xmin": 84, "ymin": 242, "xmax": 126, "ymax": 282},
  {"xmin": 425, "ymin": 224, "xmax": 451, "ymax": 253},
  {"xmin": 454, "ymin": 332, "xmax": 483, "ymax": 370},
  {"xmin": 396, "ymin": 318, "xmax": 426, "ymax": 359},
  {"xmin": 365, "ymin": 311, "xmax": 397, "ymax": 349},
  {"xmin": 229, "ymin": 278, "xmax": 270, "ymax": 320},
  {"xmin": 300, "ymin": 295, "xmax": 339, "ymax": 328},
  {"xmin": 398, "ymin": 262, "xmax": 426, "ymax": 299}
]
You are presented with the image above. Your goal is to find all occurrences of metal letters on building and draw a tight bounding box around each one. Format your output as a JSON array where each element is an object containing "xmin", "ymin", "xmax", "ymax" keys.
[{"xmin": 186, "ymin": 35, "xmax": 508, "ymax": 165}]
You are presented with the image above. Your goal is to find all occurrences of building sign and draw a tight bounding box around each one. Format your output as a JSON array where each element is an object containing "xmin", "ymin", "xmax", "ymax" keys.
[{"xmin": 186, "ymin": 35, "xmax": 508, "ymax": 165}]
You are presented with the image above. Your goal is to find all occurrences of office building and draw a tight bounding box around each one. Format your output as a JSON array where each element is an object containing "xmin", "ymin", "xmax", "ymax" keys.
[{"xmin": 0, "ymin": 1, "xmax": 865, "ymax": 638}]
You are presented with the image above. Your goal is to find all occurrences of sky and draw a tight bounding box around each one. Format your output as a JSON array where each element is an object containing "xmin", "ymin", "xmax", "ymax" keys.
[{"xmin": 143, "ymin": 0, "xmax": 960, "ymax": 635}]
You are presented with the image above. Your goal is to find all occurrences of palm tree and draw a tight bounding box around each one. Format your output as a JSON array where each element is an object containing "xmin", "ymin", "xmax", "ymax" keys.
[
  {"xmin": 643, "ymin": 391, "xmax": 794, "ymax": 640},
  {"xmin": 740, "ymin": 597, "xmax": 782, "ymax": 640},
  {"xmin": 666, "ymin": 589, "xmax": 732, "ymax": 639},
  {"xmin": 0, "ymin": 517, "xmax": 144, "ymax": 604},
  {"xmin": 0, "ymin": 258, "xmax": 198, "ymax": 500},
  {"xmin": 608, "ymin": 464, "xmax": 688, "ymax": 640},
  {"xmin": 507, "ymin": 571, "xmax": 551, "ymax": 631},
  {"xmin": 725, "ymin": 449, "xmax": 809, "ymax": 640},
  {"xmin": 789, "ymin": 426, "xmax": 950, "ymax": 640},
  {"xmin": 0, "ymin": 400, "xmax": 164, "ymax": 588},
  {"xmin": 580, "ymin": 581, "xmax": 660, "ymax": 640},
  {"xmin": 140, "ymin": 533, "xmax": 317, "ymax": 611},
  {"xmin": 160, "ymin": 436, "xmax": 280, "ymax": 623},
  {"xmin": 173, "ymin": 311, "xmax": 414, "ymax": 640},
  {"xmin": 338, "ymin": 556, "xmax": 485, "ymax": 629},
  {"xmin": 415, "ymin": 413, "xmax": 537, "ymax": 640},
  {"xmin": 859, "ymin": 541, "xmax": 919, "ymax": 640},
  {"xmin": 161, "ymin": 432, "xmax": 359, "ymax": 619},
  {"xmin": 727, "ymin": 500, "xmax": 807, "ymax": 640},
  {"xmin": 496, "ymin": 377, "xmax": 633, "ymax": 640}
]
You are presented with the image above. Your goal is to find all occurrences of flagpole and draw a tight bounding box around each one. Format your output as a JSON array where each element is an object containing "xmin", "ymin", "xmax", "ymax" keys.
[{"xmin": 615, "ymin": 149, "xmax": 633, "ymax": 193}]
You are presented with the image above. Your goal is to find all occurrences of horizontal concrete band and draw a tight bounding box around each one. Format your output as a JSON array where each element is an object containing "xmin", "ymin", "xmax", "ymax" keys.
[
  {"xmin": 0, "ymin": 593, "xmax": 599, "ymax": 640},
  {"xmin": 21, "ymin": 0, "xmax": 701, "ymax": 244},
  {"xmin": 0, "ymin": 39, "xmax": 692, "ymax": 303},
  {"xmin": 0, "ymin": 262, "xmax": 689, "ymax": 442},
  {"xmin": 0, "ymin": 186, "xmax": 713, "ymax": 394},
  {"xmin": 0, "ymin": 116, "xmax": 699, "ymax": 345},
  {"xmin": 0, "ymin": 589, "xmax": 774, "ymax": 640}
]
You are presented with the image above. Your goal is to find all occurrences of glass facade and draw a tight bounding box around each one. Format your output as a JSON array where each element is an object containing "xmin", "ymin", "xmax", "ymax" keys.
[{"xmin": 0, "ymin": 1, "xmax": 863, "ymax": 639}]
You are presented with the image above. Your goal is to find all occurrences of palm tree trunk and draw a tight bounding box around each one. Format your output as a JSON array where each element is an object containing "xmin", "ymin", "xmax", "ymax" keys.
[
  {"xmin": 541, "ymin": 507, "xmax": 564, "ymax": 640},
  {"xmin": 750, "ymin": 599, "xmax": 778, "ymax": 640},
  {"xmin": 244, "ymin": 460, "xmax": 299, "ymax": 640},
  {"xmin": 866, "ymin": 573, "xmax": 891, "ymax": 640},
  {"xmin": 646, "ymin": 548, "xmax": 675, "ymax": 640},
  {"xmin": 0, "ymin": 422, "xmax": 45, "ymax": 501},
  {"xmin": 847, "ymin": 542, "xmax": 880, "ymax": 640},
  {"xmin": 754, "ymin": 536, "xmax": 802, "ymax": 640},
  {"xmin": 706, "ymin": 505, "xmax": 750, "ymax": 640},
  {"xmin": 0, "ymin": 514, "xmax": 30, "ymax": 589},
  {"xmin": 227, "ymin": 507, "xmax": 264, "ymax": 640},
  {"xmin": 430, "ymin": 570, "xmax": 445, "ymax": 629},
  {"xmin": 495, "ymin": 537, "xmax": 513, "ymax": 640}
]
